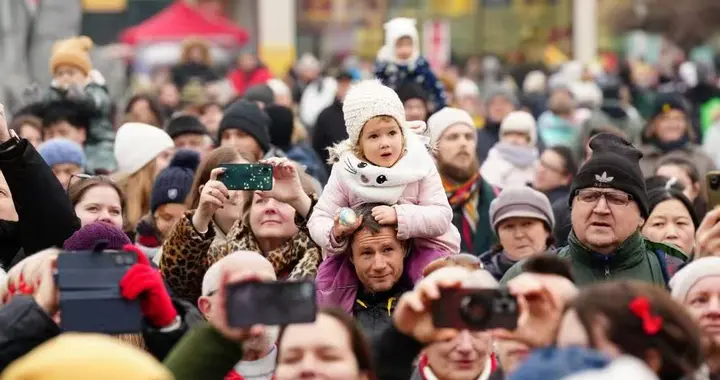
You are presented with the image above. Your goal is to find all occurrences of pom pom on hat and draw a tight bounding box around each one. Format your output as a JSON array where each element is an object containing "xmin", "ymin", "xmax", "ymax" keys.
[
  {"xmin": 64, "ymin": 222, "xmax": 131, "ymax": 251},
  {"xmin": 50, "ymin": 36, "xmax": 94, "ymax": 75},
  {"xmin": 38, "ymin": 138, "xmax": 86, "ymax": 168},
  {"xmin": 342, "ymin": 79, "xmax": 406, "ymax": 146},
  {"xmin": 150, "ymin": 149, "xmax": 200, "ymax": 213},
  {"xmin": 114, "ymin": 122, "xmax": 174, "ymax": 176}
]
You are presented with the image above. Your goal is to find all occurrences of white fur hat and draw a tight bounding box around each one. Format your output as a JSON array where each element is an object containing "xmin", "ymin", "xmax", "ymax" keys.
[
  {"xmin": 427, "ymin": 107, "xmax": 475, "ymax": 145},
  {"xmin": 383, "ymin": 17, "xmax": 418, "ymax": 48},
  {"xmin": 342, "ymin": 80, "xmax": 406, "ymax": 145},
  {"xmin": 114, "ymin": 122, "xmax": 174, "ymax": 175},
  {"xmin": 500, "ymin": 111, "xmax": 537, "ymax": 146},
  {"xmin": 670, "ymin": 257, "xmax": 720, "ymax": 302}
]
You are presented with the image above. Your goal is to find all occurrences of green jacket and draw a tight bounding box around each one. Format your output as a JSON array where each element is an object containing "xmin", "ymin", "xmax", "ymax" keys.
[
  {"xmin": 501, "ymin": 231, "xmax": 686, "ymax": 287},
  {"xmin": 164, "ymin": 322, "xmax": 243, "ymax": 380}
]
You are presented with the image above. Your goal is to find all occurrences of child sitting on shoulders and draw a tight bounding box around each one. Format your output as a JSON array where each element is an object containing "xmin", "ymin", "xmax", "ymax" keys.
[
  {"xmin": 308, "ymin": 80, "xmax": 460, "ymax": 274},
  {"xmin": 375, "ymin": 17, "xmax": 447, "ymax": 111}
]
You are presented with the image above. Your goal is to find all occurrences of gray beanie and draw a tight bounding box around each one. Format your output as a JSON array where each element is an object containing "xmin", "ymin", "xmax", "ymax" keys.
[
  {"xmin": 484, "ymin": 87, "xmax": 519, "ymax": 108},
  {"xmin": 489, "ymin": 186, "xmax": 555, "ymax": 234}
]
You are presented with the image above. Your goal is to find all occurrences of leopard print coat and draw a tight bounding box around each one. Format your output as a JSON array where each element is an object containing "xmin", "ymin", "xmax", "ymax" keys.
[{"xmin": 160, "ymin": 201, "xmax": 322, "ymax": 302}]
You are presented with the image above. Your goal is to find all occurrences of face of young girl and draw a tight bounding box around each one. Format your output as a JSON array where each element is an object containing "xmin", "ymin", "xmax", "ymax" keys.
[
  {"xmin": 501, "ymin": 132, "xmax": 530, "ymax": 147},
  {"xmin": 359, "ymin": 117, "xmax": 403, "ymax": 168},
  {"xmin": 395, "ymin": 36, "xmax": 414, "ymax": 61}
]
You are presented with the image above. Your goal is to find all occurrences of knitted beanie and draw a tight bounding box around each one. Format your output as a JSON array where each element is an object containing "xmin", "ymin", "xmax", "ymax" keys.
[
  {"xmin": 243, "ymin": 84, "xmax": 275, "ymax": 106},
  {"xmin": 50, "ymin": 36, "xmax": 93, "ymax": 75},
  {"xmin": 500, "ymin": 111, "xmax": 538, "ymax": 146},
  {"xmin": 218, "ymin": 100, "xmax": 271, "ymax": 154},
  {"xmin": 569, "ymin": 133, "xmax": 649, "ymax": 217},
  {"xmin": 1, "ymin": 333, "xmax": 172, "ymax": 380},
  {"xmin": 165, "ymin": 114, "xmax": 208, "ymax": 139},
  {"xmin": 266, "ymin": 104, "xmax": 295, "ymax": 150},
  {"xmin": 342, "ymin": 80, "xmax": 406, "ymax": 146},
  {"xmin": 650, "ymin": 93, "xmax": 689, "ymax": 121},
  {"xmin": 150, "ymin": 149, "xmax": 200, "ymax": 213},
  {"xmin": 489, "ymin": 186, "xmax": 555, "ymax": 234},
  {"xmin": 114, "ymin": 122, "xmax": 175, "ymax": 175},
  {"xmin": 63, "ymin": 221, "xmax": 132, "ymax": 251},
  {"xmin": 670, "ymin": 257, "xmax": 720, "ymax": 301},
  {"xmin": 38, "ymin": 138, "xmax": 86, "ymax": 168},
  {"xmin": 427, "ymin": 107, "xmax": 475, "ymax": 145},
  {"xmin": 485, "ymin": 87, "xmax": 519, "ymax": 107}
]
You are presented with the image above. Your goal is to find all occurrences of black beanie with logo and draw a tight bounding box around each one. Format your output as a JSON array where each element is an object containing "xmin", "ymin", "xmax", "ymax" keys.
[{"xmin": 569, "ymin": 133, "xmax": 649, "ymax": 217}]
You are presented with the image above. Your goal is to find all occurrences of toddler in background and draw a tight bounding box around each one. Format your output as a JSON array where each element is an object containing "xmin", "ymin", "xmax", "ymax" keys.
[
  {"xmin": 480, "ymin": 111, "xmax": 539, "ymax": 189},
  {"xmin": 308, "ymin": 80, "xmax": 460, "ymax": 280},
  {"xmin": 375, "ymin": 18, "xmax": 447, "ymax": 111},
  {"xmin": 44, "ymin": 36, "xmax": 115, "ymax": 174}
]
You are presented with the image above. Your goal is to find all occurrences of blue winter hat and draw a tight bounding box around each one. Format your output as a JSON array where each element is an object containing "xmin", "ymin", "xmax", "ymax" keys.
[
  {"xmin": 508, "ymin": 347, "xmax": 610, "ymax": 380},
  {"xmin": 150, "ymin": 149, "xmax": 201, "ymax": 213},
  {"xmin": 38, "ymin": 138, "xmax": 86, "ymax": 168}
]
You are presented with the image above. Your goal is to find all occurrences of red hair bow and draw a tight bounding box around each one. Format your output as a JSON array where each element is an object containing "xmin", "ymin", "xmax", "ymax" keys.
[{"xmin": 629, "ymin": 296, "xmax": 663, "ymax": 335}]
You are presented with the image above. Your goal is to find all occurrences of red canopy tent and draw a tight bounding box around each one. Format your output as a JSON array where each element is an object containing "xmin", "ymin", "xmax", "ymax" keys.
[{"xmin": 120, "ymin": 1, "xmax": 249, "ymax": 47}]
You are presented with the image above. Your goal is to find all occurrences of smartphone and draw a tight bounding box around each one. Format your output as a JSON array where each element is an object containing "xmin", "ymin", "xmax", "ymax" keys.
[
  {"xmin": 218, "ymin": 163, "xmax": 273, "ymax": 191},
  {"xmin": 225, "ymin": 280, "xmax": 317, "ymax": 327},
  {"xmin": 707, "ymin": 171, "xmax": 720, "ymax": 209},
  {"xmin": 56, "ymin": 247, "xmax": 142, "ymax": 334},
  {"xmin": 431, "ymin": 288, "xmax": 518, "ymax": 331}
]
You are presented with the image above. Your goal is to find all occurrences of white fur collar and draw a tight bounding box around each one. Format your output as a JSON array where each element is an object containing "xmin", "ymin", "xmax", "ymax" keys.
[{"xmin": 338, "ymin": 132, "xmax": 434, "ymax": 205}]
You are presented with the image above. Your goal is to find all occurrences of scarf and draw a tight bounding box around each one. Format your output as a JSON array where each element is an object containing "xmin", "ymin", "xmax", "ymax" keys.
[
  {"xmin": 336, "ymin": 132, "xmax": 434, "ymax": 205},
  {"xmin": 493, "ymin": 142, "xmax": 539, "ymax": 168},
  {"xmin": 649, "ymin": 135, "xmax": 690, "ymax": 154},
  {"xmin": 444, "ymin": 172, "xmax": 481, "ymax": 252}
]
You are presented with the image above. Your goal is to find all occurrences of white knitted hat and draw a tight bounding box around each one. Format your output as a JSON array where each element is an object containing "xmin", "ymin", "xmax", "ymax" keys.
[
  {"xmin": 427, "ymin": 107, "xmax": 475, "ymax": 145},
  {"xmin": 342, "ymin": 80, "xmax": 406, "ymax": 145},
  {"xmin": 669, "ymin": 257, "xmax": 720, "ymax": 302},
  {"xmin": 500, "ymin": 111, "xmax": 537, "ymax": 146},
  {"xmin": 114, "ymin": 122, "xmax": 174, "ymax": 175},
  {"xmin": 454, "ymin": 78, "xmax": 480, "ymax": 99}
]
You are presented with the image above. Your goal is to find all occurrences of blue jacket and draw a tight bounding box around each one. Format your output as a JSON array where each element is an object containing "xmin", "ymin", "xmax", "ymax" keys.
[{"xmin": 375, "ymin": 56, "xmax": 447, "ymax": 110}]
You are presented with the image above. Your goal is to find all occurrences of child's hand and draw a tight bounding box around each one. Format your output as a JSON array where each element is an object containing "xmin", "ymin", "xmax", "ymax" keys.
[
  {"xmin": 332, "ymin": 214, "xmax": 362, "ymax": 241},
  {"xmin": 372, "ymin": 206, "xmax": 397, "ymax": 225}
]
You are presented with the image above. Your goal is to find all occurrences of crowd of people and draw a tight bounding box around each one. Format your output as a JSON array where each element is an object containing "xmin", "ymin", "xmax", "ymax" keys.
[{"xmin": 4, "ymin": 13, "xmax": 720, "ymax": 380}]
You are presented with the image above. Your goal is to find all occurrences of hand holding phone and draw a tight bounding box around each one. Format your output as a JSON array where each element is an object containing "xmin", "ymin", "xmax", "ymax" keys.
[
  {"xmin": 431, "ymin": 288, "xmax": 518, "ymax": 331},
  {"xmin": 218, "ymin": 163, "xmax": 273, "ymax": 191}
]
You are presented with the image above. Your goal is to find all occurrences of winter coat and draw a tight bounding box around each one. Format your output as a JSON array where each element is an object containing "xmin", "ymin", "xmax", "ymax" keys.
[
  {"xmin": 0, "ymin": 0, "xmax": 82, "ymax": 112},
  {"xmin": 501, "ymin": 232, "xmax": 686, "ymax": 287},
  {"xmin": 0, "ymin": 138, "xmax": 80, "ymax": 267},
  {"xmin": 315, "ymin": 246, "xmax": 446, "ymax": 314},
  {"xmin": 476, "ymin": 121, "xmax": 501, "ymax": 164},
  {"xmin": 638, "ymin": 143, "xmax": 715, "ymax": 178},
  {"xmin": 375, "ymin": 56, "xmax": 447, "ymax": 110},
  {"xmin": 172, "ymin": 62, "xmax": 219, "ymax": 90},
  {"xmin": 312, "ymin": 100, "xmax": 347, "ymax": 173},
  {"xmin": 543, "ymin": 185, "xmax": 571, "ymax": 205},
  {"xmin": 537, "ymin": 111, "xmax": 581, "ymax": 152},
  {"xmin": 479, "ymin": 249, "xmax": 520, "ymax": 281},
  {"xmin": 284, "ymin": 143, "xmax": 328, "ymax": 187},
  {"xmin": 308, "ymin": 134, "xmax": 460, "ymax": 258},
  {"xmin": 161, "ymin": 200, "xmax": 322, "ymax": 303},
  {"xmin": 299, "ymin": 76, "xmax": 338, "ymax": 131},
  {"xmin": 164, "ymin": 323, "xmax": 244, "ymax": 380},
  {"xmin": 44, "ymin": 83, "xmax": 116, "ymax": 173},
  {"xmin": 0, "ymin": 295, "xmax": 197, "ymax": 371},
  {"xmin": 480, "ymin": 143, "xmax": 538, "ymax": 189},
  {"xmin": 227, "ymin": 66, "xmax": 272, "ymax": 97}
]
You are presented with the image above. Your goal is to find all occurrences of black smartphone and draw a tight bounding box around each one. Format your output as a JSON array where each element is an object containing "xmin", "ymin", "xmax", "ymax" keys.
[
  {"xmin": 225, "ymin": 280, "xmax": 317, "ymax": 327},
  {"xmin": 56, "ymin": 246, "xmax": 142, "ymax": 334},
  {"xmin": 707, "ymin": 171, "xmax": 720, "ymax": 210},
  {"xmin": 218, "ymin": 163, "xmax": 273, "ymax": 191},
  {"xmin": 431, "ymin": 288, "xmax": 518, "ymax": 331}
]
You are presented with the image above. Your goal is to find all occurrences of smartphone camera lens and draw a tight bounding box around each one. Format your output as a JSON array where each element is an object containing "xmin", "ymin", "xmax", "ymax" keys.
[
  {"xmin": 460, "ymin": 295, "xmax": 490, "ymax": 327},
  {"xmin": 711, "ymin": 176, "xmax": 720, "ymax": 190},
  {"xmin": 493, "ymin": 296, "xmax": 517, "ymax": 314}
]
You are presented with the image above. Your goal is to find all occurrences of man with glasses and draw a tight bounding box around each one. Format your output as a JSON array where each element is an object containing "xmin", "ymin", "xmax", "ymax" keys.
[{"xmin": 503, "ymin": 133, "xmax": 685, "ymax": 287}]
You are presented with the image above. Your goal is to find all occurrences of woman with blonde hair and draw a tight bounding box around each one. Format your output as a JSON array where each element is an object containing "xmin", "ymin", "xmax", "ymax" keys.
[{"xmin": 113, "ymin": 123, "xmax": 175, "ymax": 235}]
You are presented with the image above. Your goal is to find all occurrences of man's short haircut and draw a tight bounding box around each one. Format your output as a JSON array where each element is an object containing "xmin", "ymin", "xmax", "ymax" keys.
[
  {"xmin": 521, "ymin": 252, "xmax": 574, "ymax": 283},
  {"xmin": 352, "ymin": 202, "xmax": 386, "ymax": 234}
]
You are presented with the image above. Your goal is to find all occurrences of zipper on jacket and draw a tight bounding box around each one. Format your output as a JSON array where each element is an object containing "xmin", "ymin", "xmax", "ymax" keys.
[{"xmin": 604, "ymin": 265, "xmax": 610, "ymax": 279}]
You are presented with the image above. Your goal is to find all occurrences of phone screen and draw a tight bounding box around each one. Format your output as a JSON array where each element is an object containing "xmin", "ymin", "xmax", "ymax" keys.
[
  {"xmin": 707, "ymin": 171, "xmax": 720, "ymax": 209},
  {"xmin": 225, "ymin": 281, "xmax": 317, "ymax": 327},
  {"xmin": 218, "ymin": 163, "xmax": 273, "ymax": 191}
]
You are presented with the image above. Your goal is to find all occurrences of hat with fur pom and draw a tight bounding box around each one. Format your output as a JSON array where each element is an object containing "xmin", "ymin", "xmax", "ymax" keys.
[{"xmin": 50, "ymin": 36, "xmax": 94, "ymax": 75}]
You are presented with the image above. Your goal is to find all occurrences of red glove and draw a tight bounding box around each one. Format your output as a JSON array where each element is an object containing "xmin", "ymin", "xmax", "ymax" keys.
[{"xmin": 119, "ymin": 244, "xmax": 178, "ymax": 328}]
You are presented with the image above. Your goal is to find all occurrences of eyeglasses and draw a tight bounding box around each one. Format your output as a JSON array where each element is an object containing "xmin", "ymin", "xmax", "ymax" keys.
[{"xmin": 575, "ymin": 189, "xmax": 633, "ymax": 206}]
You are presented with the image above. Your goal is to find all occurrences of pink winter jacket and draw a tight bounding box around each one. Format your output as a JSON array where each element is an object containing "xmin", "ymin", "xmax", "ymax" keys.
[{"xmin": 308, "ymin": 164, "xmax": 461, "ymax": 258}]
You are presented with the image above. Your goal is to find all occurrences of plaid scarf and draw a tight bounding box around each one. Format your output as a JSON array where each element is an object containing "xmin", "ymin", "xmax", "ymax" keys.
[{"xmin": 443, "ymin": 172, "xmax": 481, "ymax": 252}]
